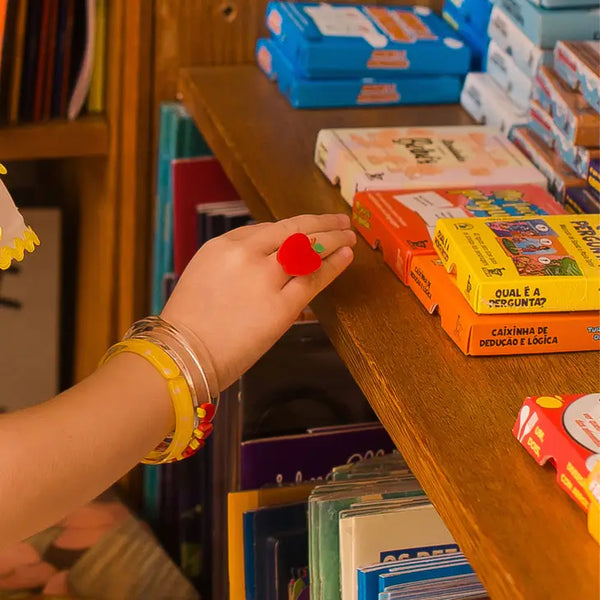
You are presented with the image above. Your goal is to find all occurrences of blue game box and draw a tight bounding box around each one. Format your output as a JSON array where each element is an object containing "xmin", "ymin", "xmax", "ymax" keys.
[
  {"xmin": 265, "ymin": 2, "xmax": 471, "ymax": 78},
  {"xmin": 256, "ymin": 38, "xmax": 462, "ymax": 108}
]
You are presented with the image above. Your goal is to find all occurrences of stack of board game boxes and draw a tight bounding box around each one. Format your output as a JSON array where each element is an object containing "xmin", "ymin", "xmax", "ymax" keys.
[
  {"xmin": 255, "ymin": 2, "xmax": 471, "ymax": 109},
  {"xmin": 442, "ymin": 0, "xmax": 493, "ymax": 71},
  {"xmin": 514, "ymin": 40, "xmax": 600, "ymax": 214},
  {"xmin": 313, "ymin": 125, "xmax": 600, "ymax": 357},
  {"xmin": 461, "ymin": 0, "xmax": 600, "ymax": 141}
]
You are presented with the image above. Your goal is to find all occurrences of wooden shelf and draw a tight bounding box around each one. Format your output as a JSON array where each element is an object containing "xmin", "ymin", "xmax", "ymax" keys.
[
  {"xmin": 0, "ymin": 116, "xmax": 109, "ymax": 161},
  {"xmin": 179, "ymin": 65, "xmax": 598, "ymax": 600}
]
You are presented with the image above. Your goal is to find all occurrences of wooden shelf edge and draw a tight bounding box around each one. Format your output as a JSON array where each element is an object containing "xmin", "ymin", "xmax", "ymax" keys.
[{"xmin": 0, "ymin": 117, "xmax": 109, "ymax": 161}]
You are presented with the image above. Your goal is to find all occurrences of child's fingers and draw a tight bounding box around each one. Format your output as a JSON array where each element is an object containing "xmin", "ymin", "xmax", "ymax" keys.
[
  {"xmin": 255, "ymin": 214, "xmax": 351, "ymax": 255},
  {"xmin": 280, "ymin": 246, "xmax": 354, "ymax": 307}
]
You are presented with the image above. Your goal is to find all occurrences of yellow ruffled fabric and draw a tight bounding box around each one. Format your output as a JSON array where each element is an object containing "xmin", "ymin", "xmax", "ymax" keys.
[{"xmin": 0, "ymin": 226, "xmax": 40, "ymax": 270}]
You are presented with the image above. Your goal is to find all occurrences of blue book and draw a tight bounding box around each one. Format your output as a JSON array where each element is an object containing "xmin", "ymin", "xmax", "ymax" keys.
[
  {"xmin": 442, "ymin": 1, "xmax": 490, "ymax": 71},
  {"xmin": 265, "ymin": 2, "xmax": 471, "ymax": 78},
  {"xmin": 257, "ymin": 38, "xmax": 462, "ymax": 108},
  {"xmin": 358, "ymin": 554, "xmax": 466, "ymax": 600},
  {"xmin": 379, "ymin": 560, "xmax": 473, "ymax": 592},
  {"xmin": 490, "ymin": 0, "xmax": 600, "ymax": 48}
]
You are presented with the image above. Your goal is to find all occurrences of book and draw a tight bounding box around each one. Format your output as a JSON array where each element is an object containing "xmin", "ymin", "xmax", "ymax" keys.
[
  {"xmin": 490, "ymin": 0, "xmax": 600, "ymax": 48},
  {"xmin": 408, "ymin": 255, "xmax": 600, "ymax": 355},
  {"xmin": 442, "ymin": 0, "xmax": 490, "ymax": 71},
  {"xmin": 87, "ymin": 0, "xmax": 106, "ymax": 112},
  {"xmin": 486, "ymin": 40, "xmax": 532, "ymax": 112},
  {"xmin": 509, "ymin": 125, "xmax": 587, "ymax": 203},
  {"xmin": 553, "ymin": 40, "xmax": 600, "ymax": 114},
  {"xmin": 0, "ymin": 0, "xmax": 18, "ymax": 123},
  {"xmin": 32, "ymin": 0, "xmax": 54, "ymax": 121},
  {"xmin": 315, "ymin": 126, "xmax": 546, "ymax": 205},
  {"xmin": 171, "ymin": 156, "xmax": 238, "ymax": 276},
  {"xmin": 55, "ymin": 0, "xmax": 76, "ymax": 118},
  {"xmin": 240, "ymin": 423, "xmax": 396, "ymax": 490},
  {"xmin": 7, "ymin": 0, "xmax": 27, "ymax": 123},
  {"xmin": 228, "ymin": 484, "xmax": 316, "ymax": 600},
  {"xmin": 352, "ymin": 185, "xmax": 563, "ymax": 284},
  {"xmin": 564, "ymin": 188, "xmax": 600, "ymax": 215},
  {"xmin": 67, "ymin": 0, "xmax": 96, "ymax": 120},
  {"xmin": 433, "ymin": 214, "xmax": 600, "ymax": 314},
  {"xmin": 529, "ymin": 100, "xmax": 600, "ymax": 180},
  {"xmin": 460, "ymin": 72, "xmax": 528, "ymax": 135},
  {"xmin": 357, "ymin": 553, "xmax": 472, "ymax": 600},
  {"xmin": 514, "ymin": 393, "xmax": 600, "ymax": 512},
  {"xmin": 244, "ymin": 502, "xmax": 308, "ymax": 600},
  {"xmin": 265, "ymin": 2, "xmax": 471, "ymax": 79},
  {"xmin": 487, "ymin": 6, "xmax": 552, "ymax": 79},
  {"xmin": 309, "ymin": 476, "xmax": 422, "ymax": 600},
  {"xmin": 533, "ymin": 66, "xmax": 600, "ymax": 148},
  {"xmin": 256, "ymin": 38, "xmax": 462, "ymax": 109},
  {"xmin": 19, "ymin": 0, "xmax": 43, "ymax": 121},
  {"xmin": 339, "ymin": 502, "xmax": 457, "ymax": 600}
]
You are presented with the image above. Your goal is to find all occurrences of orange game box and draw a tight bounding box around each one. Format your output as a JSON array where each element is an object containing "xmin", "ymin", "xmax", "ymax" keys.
[
  {"xmin": 408, "ymin": 254, "xmax": 600, "ymax": 356},
  {"xmin": 352, "ymin": 185, "xmax": 565, "ymax": 284}
]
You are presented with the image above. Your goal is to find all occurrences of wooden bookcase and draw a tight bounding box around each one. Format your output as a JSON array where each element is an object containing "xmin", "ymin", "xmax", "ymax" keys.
[{"xmin": 176, "ymin": 65, "xmax": 598, "ymax": 600}]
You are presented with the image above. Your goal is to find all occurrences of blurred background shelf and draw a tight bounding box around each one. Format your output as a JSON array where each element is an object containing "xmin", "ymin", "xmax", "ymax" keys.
[{"xmin": 0, "ymin": 117, "xmax": 109, "ymax": 161}]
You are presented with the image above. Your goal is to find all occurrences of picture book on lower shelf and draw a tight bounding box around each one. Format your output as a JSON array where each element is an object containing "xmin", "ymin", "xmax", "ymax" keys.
[
  {"xmin": 433, "ymin": 214, "xmax": 600, "ymax": 314},
  {"xmin": 314, "ymin": 126, "xmax": 546, "ymax": 205}
]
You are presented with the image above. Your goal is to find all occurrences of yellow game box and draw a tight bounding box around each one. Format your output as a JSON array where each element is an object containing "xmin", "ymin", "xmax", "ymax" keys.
[{"xmin": 433, "ymin": 214, "xmax": 600, "ymax": 314}]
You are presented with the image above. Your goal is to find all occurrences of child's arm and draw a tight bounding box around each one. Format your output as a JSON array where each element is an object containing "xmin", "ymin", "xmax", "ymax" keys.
[{"xmin": 0, "ymin": 213, "xmax": 356, "ymax": 547}]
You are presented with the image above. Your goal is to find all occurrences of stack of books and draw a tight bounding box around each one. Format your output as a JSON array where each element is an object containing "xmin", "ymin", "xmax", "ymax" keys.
[
  {"xmin": 313, "ymin": 124, "xmax": 600, "ymax": 356},
  {"xmin": 0, "ymin": 0, "xmax": 107, "ymax": 123},
  {"xmin": 255, "ymin": 2, "xmax": 471, "ymax": 109},
  {"xmin": 513, "ymin": 41, "xmax": 600, "ymax": 213},
  {"xmin": 442, "ymin": 0, "xmax": 492, "ymax": 71},
  {"xmin": 461, "ymin": 0, "xmax": 599, "ymax": 142}
]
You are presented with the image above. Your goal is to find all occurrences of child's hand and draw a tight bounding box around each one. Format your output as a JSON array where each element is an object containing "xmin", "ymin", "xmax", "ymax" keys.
[{"xmin": 161, "ymin": 214, "xmax": 356, "ymax": 390}]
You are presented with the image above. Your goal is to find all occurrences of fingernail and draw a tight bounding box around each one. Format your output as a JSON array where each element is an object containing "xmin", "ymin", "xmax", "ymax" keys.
[{"xmin": 340, "ymin": 246, "xmax": 354, "ymax": 259}]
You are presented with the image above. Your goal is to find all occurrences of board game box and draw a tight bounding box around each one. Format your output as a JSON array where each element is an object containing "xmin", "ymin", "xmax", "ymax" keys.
[
  {"xmin": 255, "ymin": 38, "xmax": 462, "ymax": 109},
  {"xmin": 564, "ymin": 188, "xmax": 600, "ymax": 215},
  {"xmin": 490, "ymin": 0, "xmax": 600, "ymax": 48},
  {"xmin": 486, "ymin": 40, "xmax": 532, "ymax": 111},
  {"xmin": 265, "ymin": 2, "xmax": 471, "ymax": 78},
  {"xmin": 460, "ymin": 72, "xmax": 528, "ymax": 135},
  {"xmin": 529, "ymin": 100, "xmax": 600, "ymax": 179},
  {"xmin": 445, "ymin": 0, "xmax": 493, "ymax": 33},
  {"xmin": 554, "ymin": 41, "xmax": 600, "ymax": 114},
  {"xmin": 442, "ymin": 1, "xmax": 490, "ymax": 71},
  {"xmin": 409, "ymin": 255, "xmax": 599, "ymax": 355},
  {"xmin": 509, "ymin": 125, "xmax": 587, "ymax": 203},
  {"xmin": 352, "ymin": 185, "xmax": 563, "ymax": 283},
  {"xmin": 533, "ymin": 66, "xmax": 600, "ymax": 148},
  {"xmin": 433, "ymin": 214, "xmax": 600, "ymax": 314},
  {"xmin": 314, "ymin": 125, "xmax": 547, "ymax": 205},
  {"xmin": 589, "ymin": 158, "xmax": 600, "ymax": 195},
  {"xmin": 487, "ymin": 6, "xmax": 552, "ymax": 78},
  {"xmin": 514, "ymin": 393, "xmax": 600, "ymax": 512}
]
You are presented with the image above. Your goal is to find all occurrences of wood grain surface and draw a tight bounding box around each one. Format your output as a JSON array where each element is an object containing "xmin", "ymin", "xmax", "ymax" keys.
[{"xmin": 179, "ymin": 65, "xmax": 600, "ymax": 600}]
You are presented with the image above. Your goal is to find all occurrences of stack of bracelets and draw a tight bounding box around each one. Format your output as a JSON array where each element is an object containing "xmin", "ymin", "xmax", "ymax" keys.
[{"xmin": 99, "ymin": 315, "xmax": 219, "ymax": 464}]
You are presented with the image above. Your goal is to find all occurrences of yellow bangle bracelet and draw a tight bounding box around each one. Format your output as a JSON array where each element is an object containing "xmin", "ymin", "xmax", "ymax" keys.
[{"xmin": 99, "ymin": 339, "xmax": 195, "ymax": 464}]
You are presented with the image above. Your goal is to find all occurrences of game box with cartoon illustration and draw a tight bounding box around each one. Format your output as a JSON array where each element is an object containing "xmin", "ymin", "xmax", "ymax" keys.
[
  {"xmin": 315, "ymin": 126, "xmax": 546, "ymax": 205},
  {"xmin": 408, "ymin": 255, "xmax": 599, "ymax": 356},
  {"xmin": 514, "ymin": 394, "xmax": 600, "ymax": 513},
  {"xmin": 433, "ymin": 214, "xmax": 600, "ymax": 314},
  {"xmin": 264, "ymin": 2, "xmax": 471, "ymax": 78},
  {"xmin": 352, "ymin": 185, "xmax": 564, "ymax": 284}
]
